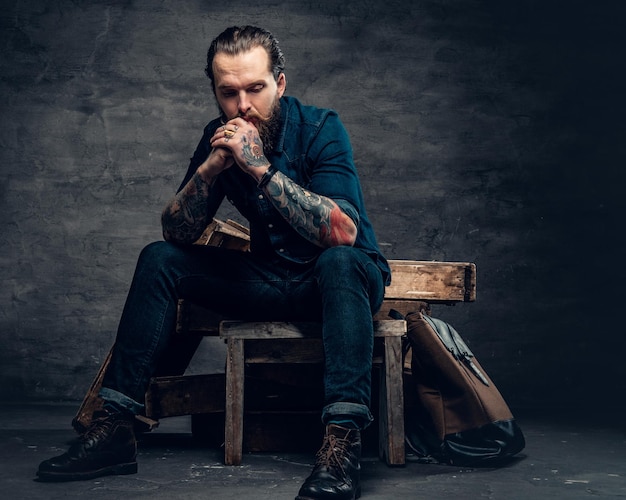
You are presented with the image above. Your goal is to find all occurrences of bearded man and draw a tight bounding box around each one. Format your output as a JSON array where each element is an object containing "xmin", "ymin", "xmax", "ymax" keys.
[{"xmin": 37, "ymin": 25, "xmax": 390, "ymax": 500}]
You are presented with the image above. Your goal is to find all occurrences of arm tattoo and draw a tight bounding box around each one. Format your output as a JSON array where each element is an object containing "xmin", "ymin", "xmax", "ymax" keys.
[
  {"xmin": 264, "ymin": 171, "xmax": 354, "ymax": 247},
  {"xmin": 161, "ymin": 172, "xmax": 212, "ymax": 244}
]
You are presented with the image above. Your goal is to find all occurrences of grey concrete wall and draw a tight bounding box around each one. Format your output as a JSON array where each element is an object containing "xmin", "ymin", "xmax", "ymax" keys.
[{"xmin": 1, "ymin": 0, "xmax": 624, "ymax": 413}]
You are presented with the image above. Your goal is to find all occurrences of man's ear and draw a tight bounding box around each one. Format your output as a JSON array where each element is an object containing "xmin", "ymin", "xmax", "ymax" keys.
[{"xmin": 277, "ymin": 73, "xmax": 286, "ymax": 97}]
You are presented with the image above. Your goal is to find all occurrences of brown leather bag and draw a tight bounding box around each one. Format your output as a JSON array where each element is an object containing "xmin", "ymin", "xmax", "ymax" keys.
[{"xmin": 399, "ymin": 308, "xmax": 525, "ymax": 466}]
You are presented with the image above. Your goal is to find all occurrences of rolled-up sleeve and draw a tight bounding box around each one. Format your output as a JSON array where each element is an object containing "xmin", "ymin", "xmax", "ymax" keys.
[{"xmin": 307, "ymin": 111, "xmax": 364, "ymax": 226}]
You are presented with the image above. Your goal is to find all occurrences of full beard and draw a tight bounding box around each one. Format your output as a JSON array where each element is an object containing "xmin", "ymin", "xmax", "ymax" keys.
[
  {"xmin": 220, "ymin": 99, "xmax": 282, "ymax": 157},
  {"xmin": 249, "ymin": 99, "xmax": 282, "ymax": 156}
]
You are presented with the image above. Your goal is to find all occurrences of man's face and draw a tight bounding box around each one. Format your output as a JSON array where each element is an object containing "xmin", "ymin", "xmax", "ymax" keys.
[{"xmin": 212, "ymin": 45, "xmax": 286, "ymax": 126}]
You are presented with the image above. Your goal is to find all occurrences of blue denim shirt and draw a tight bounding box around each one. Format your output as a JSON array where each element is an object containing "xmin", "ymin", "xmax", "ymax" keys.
[{"xmin": 178, "ymin": 95, "xmax": 391, "ymax": 285}]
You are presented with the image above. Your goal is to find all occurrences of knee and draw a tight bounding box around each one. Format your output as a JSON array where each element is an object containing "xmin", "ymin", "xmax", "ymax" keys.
[
  {"xmin": 315, "ymin": 246, "xmax": 360, "ymax": 272},
  {"xmin": 136, "ymin": 241, "xmax": 184, "ymax": 272},
  {"xmin": 314, "ymin": 246, "xmax": 368, "ymax": 285},
  {"xmin": 315, "ymin": 246, "xmax": 385, "ymax": 310}
]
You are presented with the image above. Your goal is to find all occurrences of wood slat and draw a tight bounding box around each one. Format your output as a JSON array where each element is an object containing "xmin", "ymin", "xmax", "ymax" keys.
[
  {"xmin": 225, "ymin": 338, "xmax": 245, "ymax": 465},
  {"xmin": 379, "ymin": 335, "xmax": 405, "ymax": 465},
  {"xmin": 244, "ymin": 338, "xmax": 325, "ymax": 364},
  {"xmin": 176, "ymin": 300, "xmax": 224, "ymax": 335},
  {"xmin": 176, "ymin": 260, "xmax": 476, "ymax": 335},
  {"xmin": 145, "ymin": 373, "xmax": 225, "ymax": 419},
  {"xmin": 385, "ymin": 260, "xmax": 476, "ymax": 302},
  {"xmin": 194, "ymin": 218, "xmax": 251, "ymax": 250},
  {"xmin": 219, "ymin": 319, "xmax": 407, "ymax": 339}
]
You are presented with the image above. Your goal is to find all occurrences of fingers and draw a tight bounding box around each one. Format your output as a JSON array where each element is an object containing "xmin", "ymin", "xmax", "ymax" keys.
[
  {"xmin": 216, "ymin": 124, "xmax": 239, "ymax": 143},
  {"xmin": 209, "ymin": 146, "xmax": 235, "ymax": 171},
  {"xmin": 210, "ymin": 119, "xmax": 262, "ymax": 168}
]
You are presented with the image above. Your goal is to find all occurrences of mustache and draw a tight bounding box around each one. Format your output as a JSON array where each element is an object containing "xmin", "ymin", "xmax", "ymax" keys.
[
  {"xmin": 239, "ymin": 111, "xmax": 267, "ymax": 123},
  {"xmin": 219, "ymin": 111, "xmax": 265, "ymax": 125}
]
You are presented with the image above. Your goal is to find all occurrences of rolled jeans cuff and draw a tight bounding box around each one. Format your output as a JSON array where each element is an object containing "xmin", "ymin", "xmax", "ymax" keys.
[
  {"xmin": 322, "ymin": 402, "xmax": 374, "ymax": 430},
  {"xmin": 99, "ymin": 387, "xmax": 144, "ymax": 415}
]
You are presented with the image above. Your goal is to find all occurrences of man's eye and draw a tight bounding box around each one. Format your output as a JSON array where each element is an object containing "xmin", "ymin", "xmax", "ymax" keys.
[{"xmin": 250, "ymin": 86, "xmax": 264, "ymax": 93}]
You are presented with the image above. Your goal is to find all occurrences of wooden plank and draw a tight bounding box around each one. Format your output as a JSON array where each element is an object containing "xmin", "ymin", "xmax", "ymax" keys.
[
  {"xmin": 379, "ymin": 335, "xmax": 405, "ymax": 465},
  {"xmin": 219, "ymin": 320, "xmax": 406, "ymax": 339},
  {"xmin": 194, "ymin": 218, "xmax": 250, "ymax": 250},
  {"xmin": 145, "ymin": 374, "xmax": 225, "ymax": 419},
  {"xmin": 72, "ymin": 348, "xmax": 111, "ymax": 432},
  {"xmin": 385, "ymin": 260, "xmax": 476, "ymax": 302},
  {"xmin": 244, "ymin": 338, "xmax": 325, "ymax": 364},
  {"xmin": 73, "ymin": 347, "xmax": 159, "ymax": 432},
  {"xmin": 176, "ymin": 300, "xmax": 224, "ymax": 335},
  {"xmin": 193, "ymin": 223, "xmax": 476, "ymax": 303},
  {"xmin": 222, "ymin": 219, "xmax": 251, "ymax": 236},
  {"xmin": 176, "ymin": 260, "xmax": 476, "ymax": 335},
  {"xmin": 224, "ymin": 338, "xmax": 244, "ymax": 466},
  {"xmin": 242, "ymin": 337, "xmax": 403, "ymax": 365}
]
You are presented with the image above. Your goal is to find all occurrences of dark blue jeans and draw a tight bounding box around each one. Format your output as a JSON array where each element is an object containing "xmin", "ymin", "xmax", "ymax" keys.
[{"xmin": 100, "ymin": 242, "xmax": 385, "ymax": 429}]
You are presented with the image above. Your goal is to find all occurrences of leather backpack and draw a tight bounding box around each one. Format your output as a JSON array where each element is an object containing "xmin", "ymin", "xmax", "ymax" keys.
[{"xmin": 394, "ymin": 306, "xmax": 526, "ymax": 466}]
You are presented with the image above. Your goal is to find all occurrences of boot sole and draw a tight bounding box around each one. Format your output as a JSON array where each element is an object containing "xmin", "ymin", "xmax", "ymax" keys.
[
  {"xmin": 296, "ymin": 486, "xmax": 361, "ymax": 500},
  {"xmin": 36, "ymin": 461, "xmax": 138, "ymax": 482}
]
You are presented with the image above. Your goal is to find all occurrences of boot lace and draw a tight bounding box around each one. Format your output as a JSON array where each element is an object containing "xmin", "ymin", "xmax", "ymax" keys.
[
  {"xmin": 314, "ymin": 433, "xmax": 351, "ymax": 478},
  {"xmin": 79, "ymin": 411, "xmax": 118, "ymax": 444}
]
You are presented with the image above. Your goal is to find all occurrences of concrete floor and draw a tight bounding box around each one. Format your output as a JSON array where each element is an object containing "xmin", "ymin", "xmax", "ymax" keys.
[{"xmin": 1, "ymin": 403, "xmax": 624, "ymax": 499}]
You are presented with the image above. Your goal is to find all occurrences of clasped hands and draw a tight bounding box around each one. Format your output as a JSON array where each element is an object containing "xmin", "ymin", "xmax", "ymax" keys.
[{"xmin": 206, "ymin": 117, "xmax": 270, "ymax": 181}]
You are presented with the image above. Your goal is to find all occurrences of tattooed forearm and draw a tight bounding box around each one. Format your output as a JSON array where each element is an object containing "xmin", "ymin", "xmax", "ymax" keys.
[
  {"xmin": 264, "ymin": 171, "xmax": 356, "ymax": 247},
  {"xmin": 161, "ymin": 173, "xmax": 212, "ymax": 244}
]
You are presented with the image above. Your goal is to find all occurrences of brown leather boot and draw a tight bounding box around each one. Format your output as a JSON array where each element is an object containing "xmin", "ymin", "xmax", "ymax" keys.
[
  {"xmin": 296, "ymin": 424, "xmax": 362, "ymax": 500},
  {"xmin": 37, "ymin": 409, "xmax": 137, "ymax": 482}
]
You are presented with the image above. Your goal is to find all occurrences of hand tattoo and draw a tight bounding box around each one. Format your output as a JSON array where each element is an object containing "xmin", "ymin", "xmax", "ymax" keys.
[{"xmin": 242, "ymin": 134, "xmax": 270, "ymax": 168}]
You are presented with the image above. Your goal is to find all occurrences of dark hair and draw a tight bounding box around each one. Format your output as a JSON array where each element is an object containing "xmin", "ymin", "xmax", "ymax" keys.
[{"xmin": 205, "ymin": 26, "xmax": 285, "ymax": 92}]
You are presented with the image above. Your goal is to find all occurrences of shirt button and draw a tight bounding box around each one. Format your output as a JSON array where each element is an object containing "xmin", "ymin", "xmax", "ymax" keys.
[
  {"xmin": 258, "ymin": 194, "xmax": 263, "ymax": 200},
  {"xmin": 279, "ymin": 248, "xmax": 285, "ymax": 253},
  {"xmin": 268, "ymin": 224, "xmax": 273, "ymax": 229}
]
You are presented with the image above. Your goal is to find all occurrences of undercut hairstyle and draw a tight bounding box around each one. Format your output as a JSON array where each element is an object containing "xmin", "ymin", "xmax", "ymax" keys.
[{"xmin": 205, "ymin": 25, "xmax": 286, "ymax": 93}]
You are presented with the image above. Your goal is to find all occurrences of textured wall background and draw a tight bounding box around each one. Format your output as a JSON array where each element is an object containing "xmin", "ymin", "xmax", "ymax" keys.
[{"xmin": 1, "ymin": 0, "xmax": 624, "ymax": 414}]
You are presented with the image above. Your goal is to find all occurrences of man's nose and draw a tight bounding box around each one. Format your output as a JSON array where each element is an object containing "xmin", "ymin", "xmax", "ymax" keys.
[{"xmin": 237, "ymin": 92, "xmax": 251, "ymax": 115}]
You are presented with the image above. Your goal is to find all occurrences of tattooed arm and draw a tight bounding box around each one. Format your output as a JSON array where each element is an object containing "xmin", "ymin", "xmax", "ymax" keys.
[
  {"xmin": 261, "ymin": 169, "xmax": 357, "ymax": 248},
  {"xmin": 162, "ymin": 144, "xmax": 233, "ymax": 244},
  {"xmin": 161, "ymin": 172, "xmax": 213, "ymax": 244},
  {"xmin": 211, "ymin": 117, "xmax": 357, "ymax": 248}
]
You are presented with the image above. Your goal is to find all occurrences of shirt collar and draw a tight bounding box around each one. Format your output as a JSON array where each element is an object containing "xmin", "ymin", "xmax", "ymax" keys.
[{"xmin": 273, "ymin": 96, "xmax": 289, "ymax": 154}]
